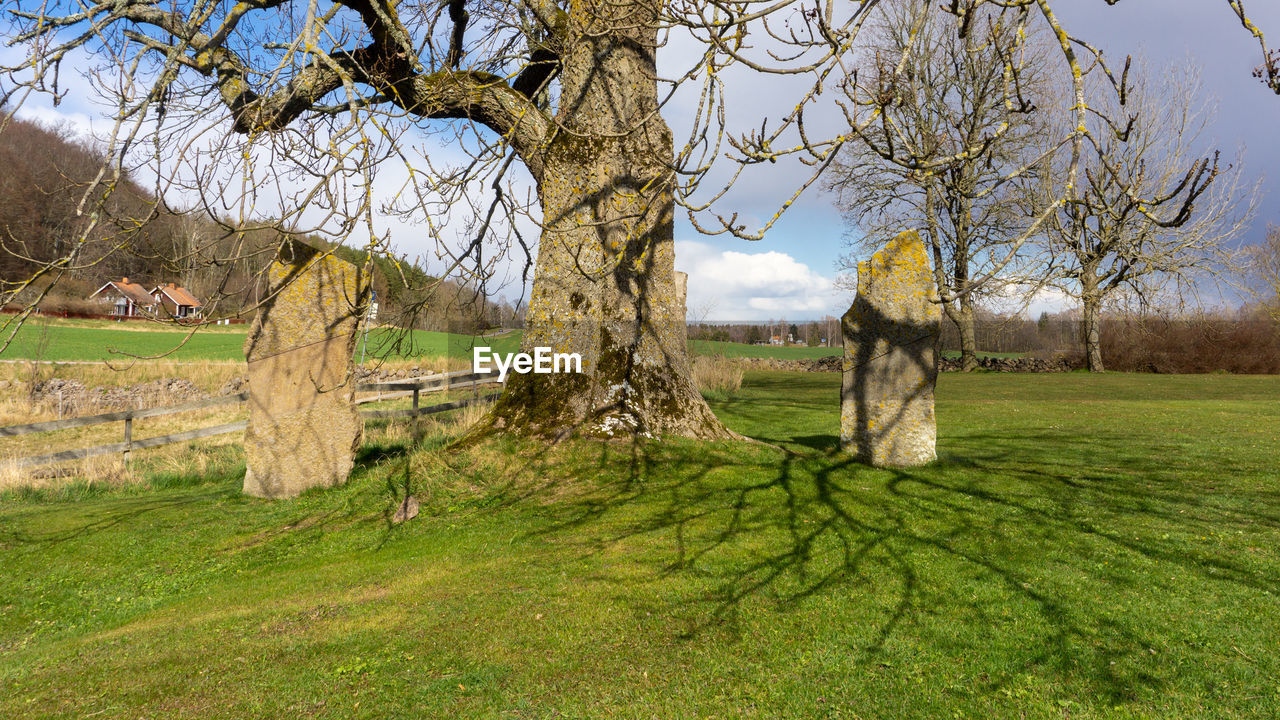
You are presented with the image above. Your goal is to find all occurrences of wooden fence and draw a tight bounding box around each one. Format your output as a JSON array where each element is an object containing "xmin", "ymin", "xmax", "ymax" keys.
[{"xmin": 1, "ymin": 369, "xmax": 501, "ymax": 470}]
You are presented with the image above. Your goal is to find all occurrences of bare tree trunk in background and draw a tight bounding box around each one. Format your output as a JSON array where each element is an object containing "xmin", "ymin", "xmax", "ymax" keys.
[
  {"xmin": 1080, "ymin": 269, "xmax": 1104, "ymax": 372},
  {"xmin": 958, "ymin": 295, "xmax": 979, "ymax": 372},
  {"xmin": 941, "ymin": 299, "xmax": 979, "ymax": 372}
]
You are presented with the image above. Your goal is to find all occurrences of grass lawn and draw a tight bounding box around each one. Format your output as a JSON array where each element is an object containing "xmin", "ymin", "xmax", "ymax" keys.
[{"xmin": 2, "ymin": 372, "xmax": 1278, "ymax": 718}]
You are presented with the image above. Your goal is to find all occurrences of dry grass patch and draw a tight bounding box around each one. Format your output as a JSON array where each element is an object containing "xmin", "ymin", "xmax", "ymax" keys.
[
  {"xmin": 0, "ymin": 401, "xmax": 247, "ymax": 459},
  {"xmin": 0, "ymin": 453, "xmax": 136, "ymax": 493},
  {"xmin": 362, "ymin": 392, "xmax": 497, "ymax": 450},
  {"xmin": 1, "ymin": 434, "xmax": 246, "ymax": 495},
  {"xmin": 0, "ymin": 359, "xmax": 243, "ymax": 394},
  {"xmin": 0, "ymin": 455, "xmax": 29, "ymax": 491},
  {"xmin": 0, "ymin": 395, "xmax": 55, "ymax": 426},
  {"xmin": 142, "ymin": 434, "xmax": 244, "ymax": 480},
  {"xmin": 449, "ymin": 397, "xmax": 492, "ymax": 432},
  {"xmin": 1, "ymin": 356, "xmax": 465, "ymax": 426},
  {"xmin": 691, "ymin": 354, "xmax": 745, "ymax": 400}
]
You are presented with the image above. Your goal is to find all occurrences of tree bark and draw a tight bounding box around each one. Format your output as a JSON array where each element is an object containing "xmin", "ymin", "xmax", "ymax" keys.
[
  {"xmin": 486, "ymin": 1, "xmax": 732, "ymax": 440},
  {"xmin": 958, "ymin": 295, "xmax": 978, "ymax": 372},
  {"xmin": 1080, "ymin": 271, "xmax": 1104, "ymax": 372}
]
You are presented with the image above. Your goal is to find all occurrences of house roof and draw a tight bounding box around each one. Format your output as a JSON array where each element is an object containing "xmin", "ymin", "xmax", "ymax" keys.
[
  {"xmin": 150, "ymin": 283, "xmax": 202, "ymax": 308},
  {"xmin": 90, "ymin": 278, "xmax": 154, "ymax": 307}
]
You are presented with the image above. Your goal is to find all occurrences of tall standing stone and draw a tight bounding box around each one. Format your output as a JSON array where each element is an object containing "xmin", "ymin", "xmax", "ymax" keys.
[
  {"xmin": 841, "ymin": 230, "xmax": 941, "ymax": 467},
  {"xmin": 242, "ymin": 240, "xmax": 370, "ymax": 498}
]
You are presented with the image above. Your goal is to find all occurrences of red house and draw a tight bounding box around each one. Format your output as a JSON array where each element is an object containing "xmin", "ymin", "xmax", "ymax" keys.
[
  {"xmin": 149, "ymin": 283, "xmax": 203, "ymax": 319},
  {"xmin": 89, "ymin": 277, "xmax": 156, "ymax": 317}
]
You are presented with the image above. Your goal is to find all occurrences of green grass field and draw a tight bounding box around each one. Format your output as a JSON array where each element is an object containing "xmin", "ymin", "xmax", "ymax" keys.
[
  {"xmin": 0, "ymin": 318, "xmax": 523, "ymax": 363},
  {"xmin": 1, "ymin": 318, "xmax": 834, "ymax": 362},
  {"xmin": 0, "ymin": 318, "xmax": 1029, "ymax": 365},
  {"xmin": 2, "ymin": 372, "xmax": 1278, "ymax": 718},
  {"xmin": 0, "ymin": 318, "xmax": 250, "ymax": 362},
  {"xmin": 689, "ymin": 338, "xmax": 840, "ymax": 358}
]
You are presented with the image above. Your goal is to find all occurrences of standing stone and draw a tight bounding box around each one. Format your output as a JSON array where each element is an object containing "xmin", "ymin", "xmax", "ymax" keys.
[
  {"xmin": 242, "ymin": 239, "xmax": 370, "ymax": 498},
  {"xmin": 840, "ymin": 230, "xmax": 941, "ymax": 467}
]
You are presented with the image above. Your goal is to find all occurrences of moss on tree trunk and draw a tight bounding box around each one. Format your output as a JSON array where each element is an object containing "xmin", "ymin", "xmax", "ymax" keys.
[{"xmin": 485, "ymin": 2, "xmax": 731, "ymax": 441}]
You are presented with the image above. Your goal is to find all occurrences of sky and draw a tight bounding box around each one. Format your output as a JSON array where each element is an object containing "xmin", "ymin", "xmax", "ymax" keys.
[{"xmin": 8, "ymin": 0, "xmax": 1280, "ymax": 322}]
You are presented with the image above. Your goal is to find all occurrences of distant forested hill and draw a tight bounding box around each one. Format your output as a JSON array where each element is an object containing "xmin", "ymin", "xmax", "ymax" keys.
[{"xmin": 0, "ymin": 115, "xmax": 519, "ymax": 330}]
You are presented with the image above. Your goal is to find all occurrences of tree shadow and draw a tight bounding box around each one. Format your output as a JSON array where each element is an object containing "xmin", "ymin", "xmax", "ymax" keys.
[
  {"xmin": 354, "ymin": 441, "xmax": 412, "ymax": 468},
  {"xmin": 502, "ymin": 422, "xmax": 1280, "ymax": 707},
  {"xmin": 0, "ymin": 491, "xmax": 228, "ymax": 546},
  {"xmin": 752, "ymin": 433, "xmax": 840, "ymax": 453}
]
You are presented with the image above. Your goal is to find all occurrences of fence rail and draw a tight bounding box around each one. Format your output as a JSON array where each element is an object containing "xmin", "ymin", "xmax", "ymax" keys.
[
  {"xmin": 0, "ymin": 392, "xmax": 250, "ymax": 438},
  {"xmin": 3, "ymin": 368, "xmax": 501, "ymax": 470}
]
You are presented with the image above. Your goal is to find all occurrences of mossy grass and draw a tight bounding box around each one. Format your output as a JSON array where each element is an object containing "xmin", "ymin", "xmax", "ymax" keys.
[{"xmin": 2, "ymin": 371, "xmax": 1278, "ymax": 718}]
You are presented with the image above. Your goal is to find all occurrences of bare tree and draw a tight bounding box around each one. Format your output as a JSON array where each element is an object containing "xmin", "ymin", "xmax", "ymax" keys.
[
  {"xmin": 827, "ymin": 0, "xmax": 1057, "ymax": 371},
  {"xmin": 1044, "ymin": 63, "xmax": 1256, "ymax": 372},
  {"xmin": 0, "ymin": 0, "xmax": 1276, "ymax": 438}
]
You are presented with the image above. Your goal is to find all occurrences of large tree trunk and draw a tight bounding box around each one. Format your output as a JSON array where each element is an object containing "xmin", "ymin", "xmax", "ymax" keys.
[
  {"xmin": 1081, "ymin": 271, "xmax": 1104, "ymax": 372},
  {"xmin": 487, "ymin": 1, "xmax": 732, "ymax": 440}
]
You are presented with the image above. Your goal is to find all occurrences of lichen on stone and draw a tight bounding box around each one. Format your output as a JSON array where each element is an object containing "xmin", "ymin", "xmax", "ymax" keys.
[{"xmin": 839, "ymin": 230, "xmax": 941, "ymax": 468}]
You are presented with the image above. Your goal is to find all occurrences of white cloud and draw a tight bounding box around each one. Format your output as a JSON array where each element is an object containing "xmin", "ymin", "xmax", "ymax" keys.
[
  {"xmin": 676, "ymin": 240, "xmax": 844, "ymax": 321},
  {"xmin": 985, "ymin": 284, "xmax": 1076, "ymax": 317}
]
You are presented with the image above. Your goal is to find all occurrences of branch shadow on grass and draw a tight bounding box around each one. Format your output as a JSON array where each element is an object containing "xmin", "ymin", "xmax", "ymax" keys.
[
  {"xmin": 0, "ymin": 491, "xmax": 228, "ymax": 547},
  {"xmin": 506, "ymin": 415, "xmax": 1280, "ymax": 707}
]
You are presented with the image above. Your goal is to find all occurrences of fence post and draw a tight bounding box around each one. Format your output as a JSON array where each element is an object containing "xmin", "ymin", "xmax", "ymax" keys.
[
  {"xmin": 123, "ymin": 415, "xmax": 133, "ymax": 467},
  {"xmin": 412, "ymin": 387, "xmax": 420, "ymax": 415}
]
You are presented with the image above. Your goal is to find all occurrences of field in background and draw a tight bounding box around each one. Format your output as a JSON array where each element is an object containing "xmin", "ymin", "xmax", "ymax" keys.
[
  {"xmin": 0, "ymin": 318, "xmax": 1042, "ymax": 366},
  {"xmin": 689, "ymin": 338, "xmax": 840, "ymax": 358},
  {"xmin": 0, "ymin": 319, "xmax": 829, "ymax": 363},
  {"xmin": 0, "ymin": 318, "xmax": 524, "ymax": 363},
  {"xmin": 1, "ymin": 318, "xmax": 248, "ymax": 362},
  {"xmin": 1, "ymin": 372, "xmax": 1278, "ymax": 718}
]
